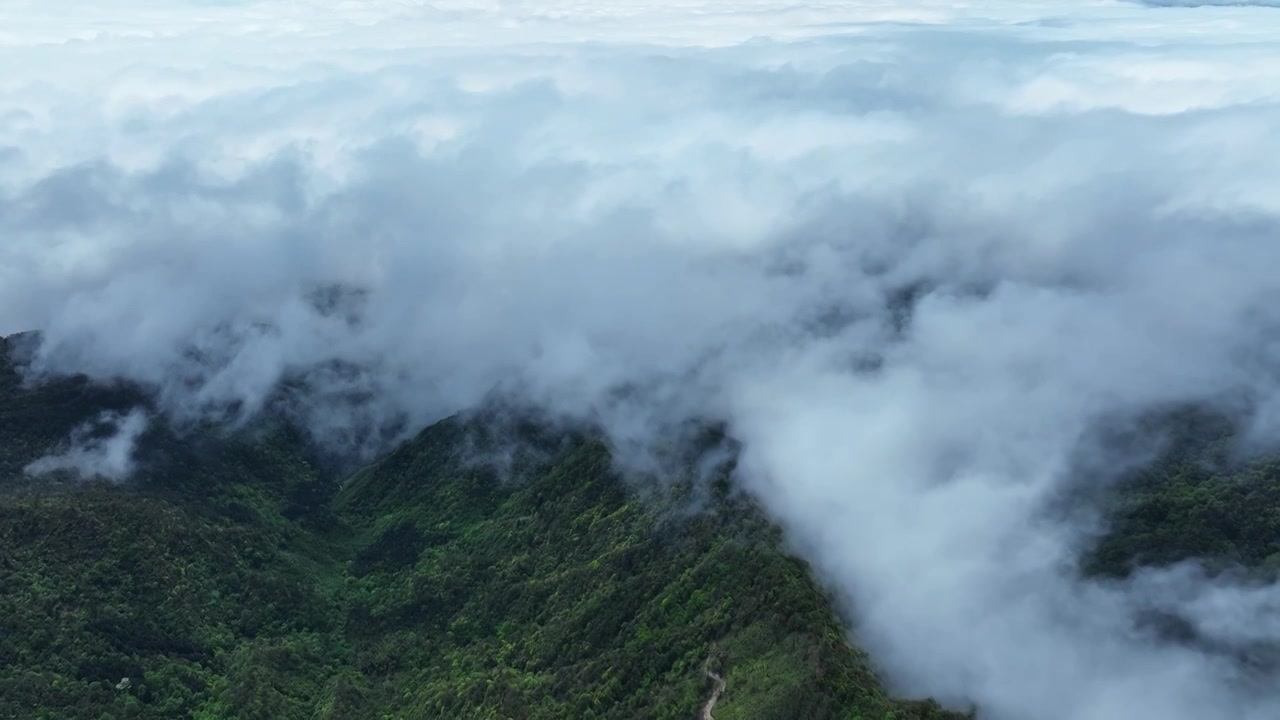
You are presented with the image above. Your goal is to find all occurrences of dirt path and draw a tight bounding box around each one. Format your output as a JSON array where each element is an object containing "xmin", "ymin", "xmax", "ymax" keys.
[{"xmin": 700, "ymin": 658, "xmax": 726, "ymax": 720}]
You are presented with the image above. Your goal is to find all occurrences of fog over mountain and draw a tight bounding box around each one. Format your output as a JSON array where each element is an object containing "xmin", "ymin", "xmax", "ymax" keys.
[{"xmin": 5, "ymin": 1, "xmax": 1280, "ymax": 718}]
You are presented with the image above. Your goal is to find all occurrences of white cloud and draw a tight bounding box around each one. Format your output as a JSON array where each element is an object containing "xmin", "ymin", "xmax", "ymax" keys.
[
  {"xmin": 1137, "ymin": 0, "xmax": 1280, "ymax": 7},
  {"xmin": 24, "ymin": 409, "xmax": 150, "ymax": 483},
  {"xmin": 5, "ymin": 1, "xmax": 1280, "ymax": 718}
]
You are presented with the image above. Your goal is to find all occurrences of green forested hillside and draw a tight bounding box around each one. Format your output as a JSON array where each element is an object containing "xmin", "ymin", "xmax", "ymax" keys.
[
  {"xmin": 0, "ymin": 334, "xmax": 962, "ymax": 720},
  {"xmin": 1087, "ymin": 456, "xmax": 1280, "ymax": 579}
]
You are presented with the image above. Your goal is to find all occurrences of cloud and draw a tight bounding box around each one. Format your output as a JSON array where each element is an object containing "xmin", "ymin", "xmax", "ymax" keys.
[
  {"xmin": 6, "ymin": 1, "xmax": 1280, "ymax": 718},
  {"xmin": 1135, "ymin": 0, "xmax": 1280, "ymax": 7},
  {"xmin": 24, "ymin": 409, "xmax": 150, "ymax": 483}
]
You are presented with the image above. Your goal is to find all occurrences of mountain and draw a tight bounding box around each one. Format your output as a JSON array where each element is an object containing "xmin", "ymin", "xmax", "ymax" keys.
[{"xmin": 0, "ymin": 334, "xmax": 965, "ymax": 720}]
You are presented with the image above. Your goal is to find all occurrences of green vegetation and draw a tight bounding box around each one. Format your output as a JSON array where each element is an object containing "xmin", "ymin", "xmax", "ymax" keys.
[
  {"xmin": 1087, "ymin": 456, "xmax": 1280, "ymax": 579},
  {"xmin": 1070, "ymin": 406, "xmax": 1280, "ymax": 580},
  {"xmin": 0, "ymin": 335, "xmax": 962, "ymax": 720}
]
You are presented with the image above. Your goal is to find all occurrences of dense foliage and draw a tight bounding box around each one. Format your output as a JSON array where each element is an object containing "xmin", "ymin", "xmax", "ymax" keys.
[
  {"xmin": 0, "ymin": 335, "xmax": 962, "ymax": 720},
  {"xmin": 1087, "ymin": 456, "xmax": 1280, "ymax": 579}
]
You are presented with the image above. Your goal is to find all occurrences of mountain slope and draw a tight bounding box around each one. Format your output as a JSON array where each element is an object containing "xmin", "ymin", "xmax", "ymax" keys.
[
  {"xmin": 0, "ymin": 336, "xmax": 963, "ymax": 720},
  {"xmin": 330, "ymin": 418, "xmax": 961, "ymax": 719}
]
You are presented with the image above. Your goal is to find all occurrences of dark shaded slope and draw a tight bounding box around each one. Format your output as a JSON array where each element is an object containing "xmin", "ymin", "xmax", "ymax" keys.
[
  {"xmin": 1088, "ymin": 456, "xmax": 1280, "ymax": 578},
  {"xmin": 0, "ymin": 340, "xmax": 354, "ymax": 720},
  {"xmin": 0, "ymin": 417, "xmax": 346, "ymax": 718},
  {"xmin": 1082, "ymin": 408, "xmax": 1280, "ymax": 578},
  {"xmin": 0, "ymin": 334, "xmax": 147, "ymax": 483},
  {"xmin": 0, "ymin": 488, "xmax": 344, "ymax": 720}
]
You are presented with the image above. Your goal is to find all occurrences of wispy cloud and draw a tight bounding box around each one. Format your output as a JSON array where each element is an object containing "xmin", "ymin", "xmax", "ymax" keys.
[{"xmin": 24, "ymin": 409, "xmax": 150, "ymax": 482}]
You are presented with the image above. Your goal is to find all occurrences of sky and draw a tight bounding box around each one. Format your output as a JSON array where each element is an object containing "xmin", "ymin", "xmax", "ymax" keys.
[{"xmin": 5, "ymin": 1, "xmax": 1280, "ymax": 718}]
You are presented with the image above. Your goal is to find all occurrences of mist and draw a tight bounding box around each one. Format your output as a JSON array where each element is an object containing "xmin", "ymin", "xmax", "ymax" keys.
[
  {"xmin": 6, "ymin": 1, "xmax": 1280, "ymax": 718},
  {"xmin": 24, "ymin": 408, "xmax": 149, "ymax": 482}
]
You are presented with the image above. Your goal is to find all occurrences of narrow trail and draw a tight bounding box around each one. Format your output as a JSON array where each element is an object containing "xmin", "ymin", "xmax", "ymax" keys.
[{"xmin": 701, "ymin": 657, "xmax": 726, "ymax": 720}]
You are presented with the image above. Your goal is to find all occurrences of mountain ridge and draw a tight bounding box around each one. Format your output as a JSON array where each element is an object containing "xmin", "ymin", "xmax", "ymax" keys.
[{"xmin": 0, "ymin": 333, "xmax": 966, "ymax": 719}]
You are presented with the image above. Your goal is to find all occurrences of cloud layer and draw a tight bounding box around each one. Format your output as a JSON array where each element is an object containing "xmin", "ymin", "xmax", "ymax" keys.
[
  {"xmin": 6, "ymin": 1, "xmax": 1280, "ymax": 718},
  {"xmin": 1137, "ymin": 0, "xmax": 1280, "ymax": 7}
]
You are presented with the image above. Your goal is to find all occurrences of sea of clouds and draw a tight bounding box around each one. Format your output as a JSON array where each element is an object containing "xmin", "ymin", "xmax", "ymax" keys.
[{"xmin": 5, "ymin": 0, "xmax": 1280, "ymax": 717}]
